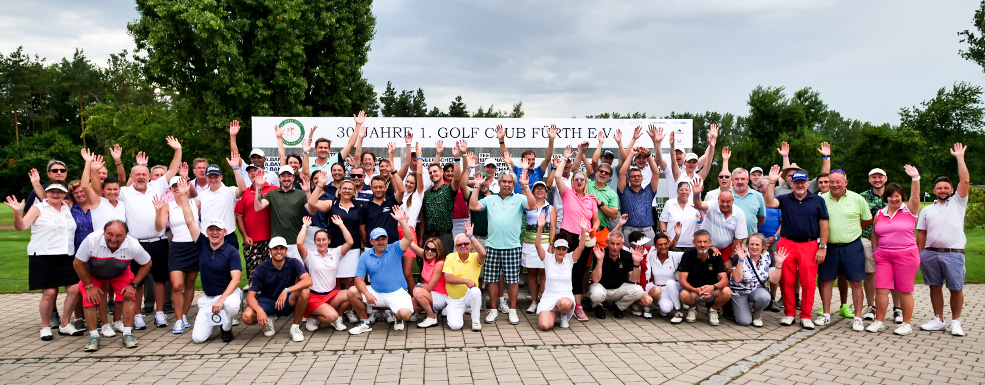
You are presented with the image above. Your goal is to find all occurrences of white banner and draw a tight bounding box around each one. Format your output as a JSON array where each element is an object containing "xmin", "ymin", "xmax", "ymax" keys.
[{"xmin": 250, "ymin": 117, "xmax": 693, "ymax": 150}]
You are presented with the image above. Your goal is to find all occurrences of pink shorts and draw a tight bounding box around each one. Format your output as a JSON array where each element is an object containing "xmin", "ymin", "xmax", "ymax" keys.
[
  {"xmin": 79, "ymin": 270, "xmax": 135, "ymax": 308},
  {"xmin": 873, "ymin": 247, "xmax": 920, "ymax": 293},
  {"xmin": 399, "ymin": 225, "xmax": 417, "ymax": 258}
]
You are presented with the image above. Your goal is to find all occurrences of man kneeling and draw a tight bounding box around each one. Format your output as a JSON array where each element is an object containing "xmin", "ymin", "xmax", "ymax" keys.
[
  {"xmin": 241, "ymin": 236, "xmax": 312, "ymax": 342},
  {"xmin": 588, "ymin": 232, "xmax": 647, "ymax": 319},
  {"xmin": 442, "ymin": 222, "xmax": 486, "ymax": 331},
  {"xmin": 678, "ymin": 230, "xmax": 732, "ymax": 325},
  {"xmin": 348, "ymin": 207, "xmax": 417, "ymax": 335}
]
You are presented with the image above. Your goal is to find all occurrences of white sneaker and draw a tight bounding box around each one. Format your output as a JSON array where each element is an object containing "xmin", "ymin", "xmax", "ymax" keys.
[
  {"xmin": 801, "ymin": 318, "xmax": 815, "ymax": 330},
  {"xmin": 289, "ymin": 324, "xmax": 304, "ymax": 342},
  {"xmin": 133, "ymin": 314, "xmax": 147, "ymax": 330},
  {"xmin": 154, "ymin": 311, "xmax": 168, "ymax": 328},
  {"xmin": 780, "ymin": 316, "xmax": 795, "ymax": 326},
  {"xmin": 508, "ymin": 309, "xmax": 519, "ymax": 325},
  {"xmin": 382, "ymin": 310, "xmax": 396, "ymax": 324},
  {"xmin": 393, "ymin": 320, "xmax": 405, "ymax": 331},
  {"xmin": 171, "ymin": 320, "xmax": 185, "ymax": 334},
  {"xmin": 560, "ymin": 316, "xmax": 570, "ymax": 328},
  {"xmin": 643, "ymin": 310, "xmax": 653, "ymax": 319},
  {"xmin": 527, "ymin": 301, "xmax": 538, "ymax": 314},
  {"xmin": 951, "ymin": 319, "xmax": 965, "ymax": 336},
  {"xmin": 262, "ymin": 321, "xmax": 276, "ymax": 337},
  {"xmin": 182, "ymin": 315, "xmax": 190, "ymax": 328},
  {"xmin": 417, "ymin": 317, "xmax": 438, "ymax": 328},
  {"xmin": 814, "ymin": 314, "xmax": 831, "ymax": 326},
  {"xmin": 894, "ymin": 323, "xmax": 912, "ymax": 336},
  {"xmin": 57, "ymin": 324, "xmax": 83, "ymax": 336},
  {"xmin": 920, "ymin": 316, "xmax": 946, "ymax": 331},
  {"xmin": 498, "ymin": 299, "xmax": 509, "ymax": 314},
  {"xmin": 852, "ymin": 317, "xmax": 864, "ymax": 331},
  {"xmin": 101, "ymin": 323, "xmax": 117, "ymax": 337},
  {"xmin": 893, "ymin": 308, "xmax": 903, "ymax": 324},
  {"xmin": 485, "ymin": 309, "xmax": 499, "ymax": 323},
  {"xmin": 111, "ymin": 321, "xmax": 124, "ymax": 333},
  {"xmin": 305, "ymin": 317, "xmax": 320, "ymax": 332},
  {"xmin": 708, "ymin": 310, "xmax": 720, "ymax": 326},
  {"xmin": 331, "ymin": 317, "xmax": 347, "ymax": 331},
  {"xmin": 40, "ymin": 327, "xmax": 53, "ymax": 341},
  {"xmin": 866, "ymin": 320, "xmax": 885, "ymax": 333},
  {"xmin": 670, "ymin": 311, "xmax": 684, "ymax": 324},
  {"xmin": 348, "ymin": 322, "xmax": 372, "ymax": 335},
  {"xmin": 231, "ymin": 317, "xmax": 240, "ymax": 326},
  {"xmin": 861, "ymin": 306, "xmax": 876, "ymax": 321},
  {"xmin": 471, "ymin": 322, "xmax": 482, "ymax": 331},
  {"xmin": 630, "ymin": 305, "xmax": 643, "ymax": 317},
  {"xmin": 344, "ymin": 310, "xmax": 359, "ymax": 324},
  {"xmin": 685, "ymin": 308, "xmax": 697, "ymax": 323},
  {"xmin": 752, "ymin": 318, "xmax": 764, "ymax": 327}
]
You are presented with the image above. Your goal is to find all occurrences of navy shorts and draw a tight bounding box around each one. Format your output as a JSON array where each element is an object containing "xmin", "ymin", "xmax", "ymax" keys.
[
  {"xmin": 818, "ymin": 239, "xmax": 865, "ymax": 282},
  {"xmin": 257, "ymin": 296, "xmax": 296, "ymax": 317},
  {"xmin": 919, "ymin": 250, "xmax": 965, "ymax": 291}
]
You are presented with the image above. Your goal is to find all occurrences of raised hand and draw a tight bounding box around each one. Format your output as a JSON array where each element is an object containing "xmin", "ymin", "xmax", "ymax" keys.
[
  {"xmin": 768, "ymin": 165, "xmax": 781, "ymax": 183},
  {"xmin": 359, "ymin": 126, "xmax": 368, "ymax": 138},
  {"xmin": 563, "ymin": 144, "xmax": 574, "ymax": 159},
  {"xmin": 176, "ymin": 178, "xmax": 190, "ymax": 197},
  {"xmin": 579, "ymin": 141, "xmax": 590, "ymax": 152},
  {"xmin": 817, "ymin": 142, "xmax": 831, "ymax": 157},
  {"xmin": 4, "ymin": 196, "xmax": 23, "ymax": 212},
  {"xmin": 690, "ymin": 176, "xmax": 703, "ymax": 194},
  {"xmin": 618, "ymin": 213, "xmax": 629, "ymax": 227},
  {"xmin": 904, "ymin": 164, "xmax": 920, "ymax": 178},
  {"xmin": 548, "ymin": 124, "xmax": 558, "ymax": 139},
  {"xmin": 435, "ymin": 140, "xmax": 444, "ymax": 156},
  {"xmin": 179, "ymin": 162, "xmax": 189, "ymax": 178},
  {"xmin": 775, "ymin": 247, "xmax": 788, "ymax": 266},
  {"xmin": 633, "ymin": 125, "xmax": 643, "ymax": 139},
  {"xmin": 708, "ymin": 123, "xmax": 719, "ymax": 143},
  {"xmin": 91, "ymin": 155, "xmax": 105, "ymax": 172},
  {"xmin": 496, "ymin": 125, "xmax": 506, "ymax": 140},
  {"xmin": 734, "ymin": 245, "xmax": 747, "ymax": 259},
  {"xmin": 302, "ymin": 216, "xmax": 312, "ymax": 227},
  {"xmin": 539, "ymin": 212, "xmax": 549, "ymax": 229},
  {"xmin": 597, "ymin": 132, "xmax": 607, "ymax": 145},
  {"xmin": 80, "ymin": 148, "xmax": 94, "ymax": 163},
  {"xmin": 552, "ymin": 157, "xmax": 561, "ymax": 169},
  {"xmin": 152, "ymin": 195, "xmax": 166, "ymax": 211},
  {"xmin": 669, "ymin": 130, "xmax": 675, "ymax": 145},
  {"xmin": 415, "ymin": 141, "xmax": 423, "ymax": 154},
  {"xmin": 648, "ymin": 124, "xmax": 665, "ymax": 143},
  {"xmin": 307, "ymin": 125, "xmax": 319, "ymax": 141},
  {"xmin": 166, "ymin": 136, "xmax": 182, "ymax": 150},
  {"xmin": 110, "ymin": 144, "xmax": 123, "ymax": 162},
  {"xmin": 405, "ymin": 131, "xmax": 413, "ymax": 144},
  {"xmin": 456, "ymin": 139, "xmax": 468, "ymax": 155},
  {"xmin": 579, "ymin": 217, "xmax": 590, "ymax": 232},
  {"xmin": 226, "ymin": 150, "xmax": 241, "ymax": 168},
  {"xmin": 28, "ymin": 169, "xmax": 40, "ymax": 184},
  {"xmin": 387, "ymin": 142, "xmax": 396, "ymax": 158},
  {"xmin": 90, "ymin": 156, "xmax": 104, "ymax": 171},
  {"xmin": 593, "ymin": 245, "xmax": 605, "ymax": 261},
  {"xmin": 136, "ymin": 151, "xmax": 148, "ymax": 166},
  {"xmin": 315, "ymin": 171, "xmax": 328, "ymax": 187},
  {"xmin": 353, "ymin": 110, "xmax": 367, "ymax": 126},
  {"xmin": 613, "ymin": 129, "xmax": 623, "ymax": 144},
  {"xmin": 465, "ymin": 152, "xmax": 477, "ymax": 168},
  {"xmin": 252, "ymin": 173, "xmax": 265, "ymax": 189},
  {"xmin": 464, "ymin": 220, "xmax": 474, "ymax": 238},
  {"xmin": 777, "ymin": 141, "xmax": 789, "ymax": 157},
  {"xmin": 472, "ymin": 170, "xmax": 486, "ymax": 186},
  {"xmin": 722, "ymin": 147, "xmax": 731, "ymax": 161},
  {"xmin": 302, "ymin": 138, "xmax": 311, "ymax": 153},
  {"xmin": 273, "ymin": 124, "xmax": 285, "ymax": 138},
  {"xmin": 229, "ymin": 120, "xmax": 240, "ymax": 137},
  {"xmin": 299, "ymin": 173, "xmax": 310, "ymax": 192},
  {"xmin": 330, "ymin": 214, "xmax": 343, "ymax": 226},
  {"xmin": 674, "ymin": 221, "xmax": 682, "ymax": 236},
  {"xmin": 390, "ymin": 205, "xmax": 408, "ymax": 223},
  {"xmin": 951, "ymin": 142, "xmax": 967, "ymax": 158},
  {"xmin": 631, "ymin": 245, "xmax": 645, "ymax": 263}
]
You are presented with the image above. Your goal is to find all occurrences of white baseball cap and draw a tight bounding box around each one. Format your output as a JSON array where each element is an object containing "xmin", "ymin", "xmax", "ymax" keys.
[
  {"xmin": 168, "ymin": 176, "xmax": 182, "ymax": 186},
  {"xmin": 205, "ymin": 219, "xmax": 225, "ymax": 229},
  {"xmin": 868, "ymin": 168, "xmax": 887, "ymax": 176},
  {"xmin": 268, "ymin": 236, "xmax": 288, "ymax": 248},
  {"xmin": 250, "ymin": 149, "xmax": 266, "ymax": 158},
  {"xmin": 553, "ymin": 239, "xmax": 569, "ymax": 249},
  {"xmin": 278, "ymin": 165, "xmax": 295, "ymax": 175}
]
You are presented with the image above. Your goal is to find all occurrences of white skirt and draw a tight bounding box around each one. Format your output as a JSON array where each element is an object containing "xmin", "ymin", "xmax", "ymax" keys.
[
  {"xmin": 336, "ymin": 248, "xmax": 362, "ymax": 278},
  {"xmin": 536, "ymin": 291, "xmax": 575, "ymax": 316},
  {"xmin": 521, "ymin": 243, "xmax": 545, "ymax": 269}
]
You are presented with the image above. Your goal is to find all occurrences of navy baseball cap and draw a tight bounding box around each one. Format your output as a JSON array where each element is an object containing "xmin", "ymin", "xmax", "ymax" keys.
[
  {"xmin": 790, "ymin": 170, "xmax": 809, "ymax": 182},
  {"xmin": 206, "ymin": 164, "xmax": 222, "ymax": 175}
]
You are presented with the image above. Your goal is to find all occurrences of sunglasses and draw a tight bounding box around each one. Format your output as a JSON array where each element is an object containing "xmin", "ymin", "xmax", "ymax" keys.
[
  {"xmin": 455, "ymin": 242, "xmax": 470, "ymax": 247},
  {"xmin": 597, "ymin": 170, "xmax": 611, "ymax": 175},
  {"xmin": 424, "ymin": 247, "xmax": 437, "ymax": 253},
  {"xmin": 49, "ymin": 168, "xmax": 67, "ymax": 173},
  {"xmin": 832, "ymin": 169, "xmax": 846, "ymax": 175},
  {"xmin": 718, "ymin": 175, "xmax": 730, "ymax": 179},
  {"xmin": 350, "ymin": 174, "xmax": 364, "ymax": 178}
]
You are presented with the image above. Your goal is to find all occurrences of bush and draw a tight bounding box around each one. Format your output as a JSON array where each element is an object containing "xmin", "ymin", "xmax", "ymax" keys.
[{"xmin": 966, "ymin": 187, "xmax": 985, "ymax": 230}]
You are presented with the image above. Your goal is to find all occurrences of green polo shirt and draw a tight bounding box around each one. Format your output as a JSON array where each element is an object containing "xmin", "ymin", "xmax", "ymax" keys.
[
  {"xmin": 478, "ymin": 193, "xmax": 528, "ymax": 249},
  {"xmin": 263, "ymin": 188, "xmax": 307, "ymax": 243},
  {"xmin": 821, "ymin": 190, "xmax": 872, "ymax": 244},
  {"xmin": 588, "ymin": 181, "xmax": 620, "ymax": 228}
]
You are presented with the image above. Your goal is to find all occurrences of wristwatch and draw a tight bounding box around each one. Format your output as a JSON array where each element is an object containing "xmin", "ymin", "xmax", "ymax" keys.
[
  {"xmin": 130, "ymin": 282, "xmax": 139, "ymax": 289},
  {"xmin": 818, "ymin": 244, "xmax": 828, "ymax": 249}
]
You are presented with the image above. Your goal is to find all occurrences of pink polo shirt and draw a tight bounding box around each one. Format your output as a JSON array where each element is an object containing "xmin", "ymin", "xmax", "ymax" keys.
[
  {"xmin": 872, "ymin": 206, "xmax": 917, "ymax": 252},
  {"xmin": 560, "ymin": 187, "xmax": 598, "ymax": 234}
]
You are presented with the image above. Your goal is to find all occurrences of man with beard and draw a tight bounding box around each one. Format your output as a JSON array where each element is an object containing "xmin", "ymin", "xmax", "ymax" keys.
[
  {"xmin": 423, "ymin": 152, "xmax": 461, "ymax": 251},
  {"xmin": 254, "ymin": 165, "xmax": 309, "ymax": 261}
]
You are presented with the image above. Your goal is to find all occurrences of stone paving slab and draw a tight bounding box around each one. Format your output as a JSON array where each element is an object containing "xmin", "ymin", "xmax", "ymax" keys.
[{"xmin": 0, "ymin": 286, "xmax": 981, "ymax": 384}]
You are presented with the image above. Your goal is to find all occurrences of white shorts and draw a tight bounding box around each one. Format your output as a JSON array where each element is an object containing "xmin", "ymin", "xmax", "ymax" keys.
[
  {"xmin": 364, "ymin": 286, "xmax": 414, "ymax": 314},
  {"xmin": 430, "ymin": 291, "xmax": 450, "ymax": 312},
  {"xmin": 336, "ymin": 249, "xmax": 362, "ymax": 278},
  {"xmin": 536, "ymin": 291, "xmax": 575, "ymax": 316},
  {"xmin": 521, "ymin": 243, "xmax": 545, "ymax": 269}
]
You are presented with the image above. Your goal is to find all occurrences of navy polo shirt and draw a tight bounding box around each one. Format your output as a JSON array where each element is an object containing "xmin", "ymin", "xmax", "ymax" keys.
[
  {"xmin": 196, "ymin": 234, "xmax": 243, "ymax": 297},
  {"xmin": 359, "ymin": 195, "xmax": 401, "ymax": 240},
  {"xmin": 247, "ymin": 257, "xmax": 306, "ymax": 300},
  {"xmin": 776, "ymin": 192, "xmax": 829, "ymax": 240}
]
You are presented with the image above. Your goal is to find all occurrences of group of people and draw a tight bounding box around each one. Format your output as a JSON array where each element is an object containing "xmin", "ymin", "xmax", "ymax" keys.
[{"xmin": 5, "ymin": 111, "xmax": 972, "ymax": 352}]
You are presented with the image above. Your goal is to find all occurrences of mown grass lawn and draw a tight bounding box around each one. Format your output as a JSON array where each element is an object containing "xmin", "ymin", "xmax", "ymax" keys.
[{"xmin": 0, "ymin": 205, "xmax": 982, "ymax": 292}]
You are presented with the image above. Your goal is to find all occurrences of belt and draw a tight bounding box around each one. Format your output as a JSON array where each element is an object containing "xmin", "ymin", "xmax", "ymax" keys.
[
  {"xmin": 782, "ymin": 237, "xmax": 817, "ymax": 243},
  {"xmin": 139, "ymin": 236, "xmax": 168, "ymax": 243},
  {"xmin": 926, "ymin": 247, "xmax": 964, "ymax": 253},
  {"xmin": 828, "ymin": 239, "xmax": 859, "ymax": 248}
]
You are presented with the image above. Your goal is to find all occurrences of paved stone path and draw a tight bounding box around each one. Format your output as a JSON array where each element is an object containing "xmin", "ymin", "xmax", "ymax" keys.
[{"xmin": 0, "ymin": 286, "xmax": 980, "ymax": 384}]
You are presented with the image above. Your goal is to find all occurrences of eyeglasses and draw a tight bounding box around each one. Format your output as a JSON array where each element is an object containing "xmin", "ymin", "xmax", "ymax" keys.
[
  {"xmin": 424, "ymin": 247, "xmax": 437, "ymax": 253},
  {"xmin": 49, "ymin": 168, "xmax": 67, "ymax": 173},
  {"xmin": 573, "ymin": 178, "xmax": 586, "ymax": 182},
  {"xmin": 350, "ymin": 174, "xmax": 363, "ymax": 178},
  {"xmin": 718, "ymin": 175, "xmax": 730, "ymax": 179},
  {"xmin": 455, "ymin": 242, "xmax": 470, "ymax": 247}
]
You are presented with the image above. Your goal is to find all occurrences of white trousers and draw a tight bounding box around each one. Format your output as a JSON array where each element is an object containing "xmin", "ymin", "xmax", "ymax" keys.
[
  {"xmin": 191, "ymin": 288, "xmax": 242, "ymax": 343},
  {"xmin": 588, "ymin": 283, "xmax": 644, "ymax": 311},
  {"xmin": 445, "ymin": 287, "xmax": 482, "ymax": 330},
  {"xmin": 646, "ymin": 280, "xmax": 682, "ymax": 315}
]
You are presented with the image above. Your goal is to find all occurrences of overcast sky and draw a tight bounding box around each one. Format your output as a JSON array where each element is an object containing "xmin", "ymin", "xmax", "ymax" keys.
[{"xmin": 3, "ymin": 0, "xmax": 984, "ymax": 125}]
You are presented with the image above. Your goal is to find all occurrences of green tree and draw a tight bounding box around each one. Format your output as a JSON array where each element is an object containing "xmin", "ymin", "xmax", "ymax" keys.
[
  {"xmin": 959, "ymin": 0, "xmax": 985, "ymax": 72},
  {"xmin": 448, "ymin": 96, "xmax": 468, "ymax": 117},
  {"xmin": 899, "ymin": 82, "xmax": 985, "ymax": 180}
]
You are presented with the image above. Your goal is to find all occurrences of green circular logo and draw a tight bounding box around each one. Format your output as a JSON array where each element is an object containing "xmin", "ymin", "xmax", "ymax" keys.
[{"xmin": 279, "ymin": 118, "xmax": 305, "ymax": 146}]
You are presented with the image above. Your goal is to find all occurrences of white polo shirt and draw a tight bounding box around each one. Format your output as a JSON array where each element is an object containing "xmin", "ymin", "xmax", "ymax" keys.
[
  {"xmin": 646, "ymin": 250, "xmax": 684, "ymax": 285},
  {"xmin": 91, "ymin": 197, "xmax": 126, "ymax": 233},
  {"xmin": 916, "ymin": 193, "xmax": 968, "ymax": 249},
  {"xmin": 119, "ymin": 177, "xmax": 168, "ymax": 240},
  {"xmin": 659, "ymin": 201, "xmax": 701, "ymax": 248},
  {"xmin": 27, "ymin": 200, "xmax": 76, "ymax": 256},
  {"xmin": 699, "ymin": 201, "xmax": 748, "ymax": 249},
  {"xmin": 304, "ymin": 247, "xmax": 342, "ymax": 293},
  {"xmin": 75, "ymin": 232, "xmax": 151, "ymax": 280},
  {"xmin": 197, "ymin": 184, "xmax": 239, "ymax": 233}
]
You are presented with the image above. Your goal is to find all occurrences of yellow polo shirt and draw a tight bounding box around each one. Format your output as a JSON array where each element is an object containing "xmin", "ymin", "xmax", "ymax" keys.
[{"xmin": 442, "ymin": 252, "xmax": 482, "ymax": 299}]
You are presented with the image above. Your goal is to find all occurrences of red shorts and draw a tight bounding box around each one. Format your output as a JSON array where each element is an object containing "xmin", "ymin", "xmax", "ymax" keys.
[
  {"xmin": 719, "ymin": 244, "xmax": 734, "ymax": 265},
  {"xmin": 79, "ymin": 270, "xmax": 135, "ymax": 308},
  {"xmin": 305, "ymin": 289, "xmax": 341, "ymax": 317}
]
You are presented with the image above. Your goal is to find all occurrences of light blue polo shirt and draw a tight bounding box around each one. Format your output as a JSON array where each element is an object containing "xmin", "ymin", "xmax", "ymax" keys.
[
  {"xmin": 355, "ymin": 242, "xmax": 407, "ymax": 293},
  {"xmin": 478, "ymin": 193, "xmax": 528, "ymax": 249},
  {"xmin": 731, "ymin": 188, "xmax": 767, "ymax": 235}
]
